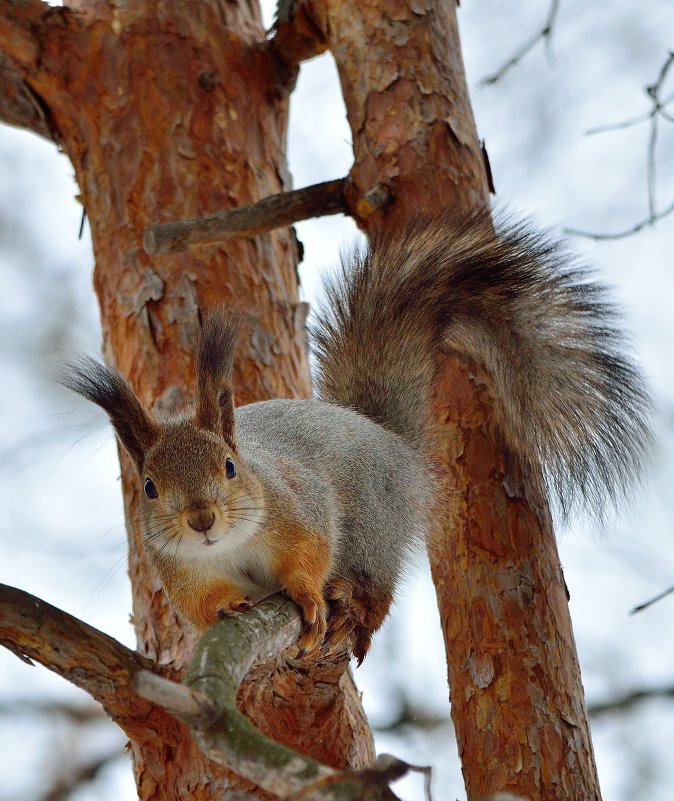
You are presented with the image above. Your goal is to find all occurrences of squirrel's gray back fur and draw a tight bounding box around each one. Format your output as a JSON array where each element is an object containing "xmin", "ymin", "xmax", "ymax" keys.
[
  {"xmin": 236, "ymin": 399, "xmax": 430, "ymax": 590},
  {"xmin": 312, "ymin": 212, "xmax": 651, "ymax": 515}
]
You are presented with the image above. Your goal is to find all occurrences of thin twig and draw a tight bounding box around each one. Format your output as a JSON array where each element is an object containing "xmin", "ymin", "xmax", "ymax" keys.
[
  {"xmin": 585, "ymin": 109, "xmax": 654, "ymax": 137},
  {"xmin": 144, "ymin": 178, "xmax": 349, "ymax": 255},
  {"xmin": 631, "ymin": 583, "xmax": 674, "ymax": 614},
  {"xmin": 571, "ymin": 51, "xmax": 674, "ymax": 240},
  {"xmin": 647, "ymin": 107, "xmax": 658, "ymax": 220},
  {"xmin": 588, "ymin": 685, "xmax": 674, "ymax": 717},
  {"xmin": 564, "ymin": 195, "xmax": 674, "ymax": 240},
  {"xmin": 481, "ymin": 0, "xmax": 560, "ymax": 86}
]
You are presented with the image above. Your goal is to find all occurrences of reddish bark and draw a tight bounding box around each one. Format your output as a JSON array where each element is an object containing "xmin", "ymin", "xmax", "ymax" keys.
[
  {"xmin": 287, "ymin": 2, "xmax": 602, "ymax": 799},
  {"xmin": 0, "ymin": 1, "xmax": 373, "ymax": 797}
]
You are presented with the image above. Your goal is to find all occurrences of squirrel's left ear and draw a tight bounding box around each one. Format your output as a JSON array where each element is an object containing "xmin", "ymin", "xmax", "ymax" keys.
[
  {"xmin": 195, "ymin": 307, "xmax": 240, "ymax": 450},
  {"xmin": 61, "ymin": 358, "xmax": 159, "ymax": 472}
]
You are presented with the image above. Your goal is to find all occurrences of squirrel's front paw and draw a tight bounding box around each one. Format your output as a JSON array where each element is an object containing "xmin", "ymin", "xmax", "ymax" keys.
[
  {"xmin": 215, "ymin": 595, "xmax": 253, "ymax": 619},
  {"xmin": 289, "ymin": 592, "xmax": 327, "ymax": 657}
]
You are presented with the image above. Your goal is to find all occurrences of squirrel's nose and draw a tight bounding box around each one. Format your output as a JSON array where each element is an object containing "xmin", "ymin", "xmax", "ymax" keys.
[{"xmin": 187, "ymin": 509, "xmax": 215, "ymax": 533}]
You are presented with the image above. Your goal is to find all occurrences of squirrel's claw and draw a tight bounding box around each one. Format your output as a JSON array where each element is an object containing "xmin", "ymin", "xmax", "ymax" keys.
[
  {"xmin": 287, "ymin": 593, "xmax": 327, "ymax": 656},
  {"xmin": 216, "ymin": 595, "xmax": 253, "ymax": 619}
]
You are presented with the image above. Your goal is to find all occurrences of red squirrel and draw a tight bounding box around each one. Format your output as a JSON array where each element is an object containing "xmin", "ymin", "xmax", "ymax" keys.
[{"xmin": 64, "ymin": 213, "xmax": 650, "ymax": 663}]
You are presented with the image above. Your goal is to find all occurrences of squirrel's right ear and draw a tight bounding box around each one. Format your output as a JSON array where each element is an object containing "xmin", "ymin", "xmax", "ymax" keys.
[
  {"xmin": 61, "ymin": 358, "xmax": 158, "ymax": 472},
  {"xmin": 195, "ymin": 307, "xmax": 240, "ymax": 449}
]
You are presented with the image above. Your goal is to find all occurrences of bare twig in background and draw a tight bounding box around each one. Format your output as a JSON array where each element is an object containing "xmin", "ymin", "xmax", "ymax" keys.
[
  {"xmin": 480, "ymin": 0, "xmax": 560, "ymax": 86},
  {"xmin": 0, "ymin": 699, "xmax": 123, "ymax": 801},
  {"xmin": 564, "ymin": 197, "xmax": 674, "ymax": 241},
  {"xmin": 42, "ymin": 748, "xmax": 125, "ymax": 801},
  {"xmin": 566, "ymin": 51, "xmax": 674, "ymax": 240},
  {"xmin": 371, "ymin": 694, "xmax": 450, "ymax": 734},
  {"xmin": 0, "ymin": 699, "xmax": 105, "ymax": 723},
  {"xmin": 588, "ymin": 685, "xmax": 674, "ymax": 717},
  {"xmin": 631, "ymin": 583, "xmax": 674, "ymax": 614}
]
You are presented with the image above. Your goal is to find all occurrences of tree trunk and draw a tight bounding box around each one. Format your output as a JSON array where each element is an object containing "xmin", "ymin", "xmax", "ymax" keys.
[
  {"xmin": 0, "ymin": 1, "xmax": 372, "ymax": 797},
  {"xmin": 0, "ymin": 1, "xmax": 603, "ymax": 799},
  {"xmin": 276, "ymin": 2, "xmax": 603, "ymax": 799}
]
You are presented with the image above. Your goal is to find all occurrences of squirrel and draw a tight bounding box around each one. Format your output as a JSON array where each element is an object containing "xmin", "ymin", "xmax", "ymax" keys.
[{"xmin": 63, "ymin": 212, "xmax": 651, "ymax": 664}]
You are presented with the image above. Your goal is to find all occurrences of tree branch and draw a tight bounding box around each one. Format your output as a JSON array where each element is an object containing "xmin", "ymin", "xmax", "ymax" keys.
[
  {"xmin": 143, "ymin": 178, "xmax": 350, "ymax": 254},
  {"xmin": 0, "ymin": 584, "xmax": 393, "ymax": 798},
  {"xmin": 0, "ymin": 698, "xmax": 105, "ymax": 723},
  {"xmin": 0, "ymin": 51, "xmax": 53, "ymax": 139},
  {"xmin": 137, "ymin": 594, "xmax": 406, "ymax": 801},
  {"xmin": 0, "ymin": 583, "xmax": 155, "ymax": 727},
  {"xmin": 588, "ymin": 685, "xmax": 674, "ymax": 717},
  {"xmin": 480, "ymin": 0, "xmax": 560, "ymax": 86},
  {"xmin": 631, "ymin": 583, "xmax": 674, "ymax": 614},
  {"xmin": 564, "ymin": 195, "xmax": 674, "ymax": 240}
]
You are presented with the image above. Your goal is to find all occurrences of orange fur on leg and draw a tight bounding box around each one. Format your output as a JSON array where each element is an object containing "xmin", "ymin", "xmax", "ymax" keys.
[
  {"xmin": 271, "ymin": 527, "xmax": 331, "ymax": 656},
  {"xmin": 163, "ymin": 568, "xmax": 252, "ymax": 631}
]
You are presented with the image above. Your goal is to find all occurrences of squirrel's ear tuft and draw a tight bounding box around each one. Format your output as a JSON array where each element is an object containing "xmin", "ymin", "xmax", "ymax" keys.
[
  {"xmin": 61, "ymin": 357, "xmax": 158, "ymax": 472},
  {"xmin": 195, "ymin": 307, "xmax": 240, "ymax": 449}
]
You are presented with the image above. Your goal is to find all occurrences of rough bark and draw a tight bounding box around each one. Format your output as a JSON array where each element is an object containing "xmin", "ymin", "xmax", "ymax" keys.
[
  {"xmin": 273, "ymin": 2, "xmax": 602, "ymax": 799},
  {"xmin": 0, "ymin": 0, "xmax": 373, "ymax": 798}
]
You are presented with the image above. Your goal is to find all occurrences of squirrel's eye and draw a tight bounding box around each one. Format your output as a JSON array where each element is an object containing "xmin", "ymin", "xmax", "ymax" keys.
[
  {"xmin": 144, "ymin": 478, "xmax": 159, "ymax": 499},
  {"xmin": 225, "ymin": 458, "xmax": 237, "ymax": 480}
]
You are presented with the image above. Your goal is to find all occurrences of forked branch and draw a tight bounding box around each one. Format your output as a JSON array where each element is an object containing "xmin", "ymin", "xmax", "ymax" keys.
[
  {"xmin": 0, "ymin": 584, "xmax": 413, "ymax": 800},
  {"xmin": 566, "ymin": 51, "xmax": 674, "ymax": 240},
  {"xmin": 480, "ymin": 0, "xmax": 560, "ymax": 86},
  {"xmin": 136, "ymin": 594, "xmax": 409, "ymax": 801}
]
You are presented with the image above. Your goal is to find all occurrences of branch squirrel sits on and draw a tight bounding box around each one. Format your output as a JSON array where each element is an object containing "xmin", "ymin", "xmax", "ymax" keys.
[{"xmin": 64, "ymin": 212, "xmax": 651, "ymax": 664}]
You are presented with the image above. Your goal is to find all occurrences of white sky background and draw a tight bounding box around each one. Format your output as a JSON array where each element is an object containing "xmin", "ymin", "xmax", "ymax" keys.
[{"xmin": 1, "ymin": 2, "xmax": 674, "ymax": 800}]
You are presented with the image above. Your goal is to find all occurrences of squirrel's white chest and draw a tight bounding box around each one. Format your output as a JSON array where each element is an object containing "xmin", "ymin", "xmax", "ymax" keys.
[{"xmin": 173, "ymin": 517, "xmax": 280, "ymax": 601}]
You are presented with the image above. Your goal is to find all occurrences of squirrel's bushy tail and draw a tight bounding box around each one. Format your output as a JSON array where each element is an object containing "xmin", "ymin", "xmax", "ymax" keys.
[{"xmin": 312, "ymin": 212, "xmax": 651, "ymax": 514}]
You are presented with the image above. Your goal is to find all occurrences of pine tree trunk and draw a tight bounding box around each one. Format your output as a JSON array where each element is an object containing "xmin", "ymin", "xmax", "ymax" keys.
[
  {"xmin": 0, "ymin": 1, "xmax": 373, "ymax": 797},
  {"xmin": 286, "ymin": 2, "xmax": 603, "ymax": 799}
]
